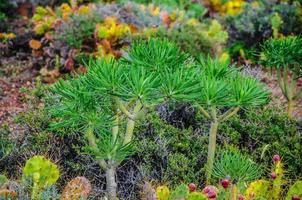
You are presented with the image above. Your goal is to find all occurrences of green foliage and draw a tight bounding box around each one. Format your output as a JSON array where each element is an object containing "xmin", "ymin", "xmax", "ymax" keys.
[
  {"xmin": 221, "ymin": 108, "xmax": 302, "ymax": 180},
  {"xmin": 187, "ymin": 192, "xmax": 207, "ymax": 200},
  {"xmin": 286, "ymin": 181, "xmax": 302, "ymax": 200},
  {"xmin": 224, "ymin": 2, "xmax": 273, "ymax": 47},
  {"xmin": 122, "ymin": 38, "xmax": 190, "ymax": 71},
  {"xmin": 48, "ymin": 38, "xmax": 199, "ymax": 199},
  {"xmin": 273, "ymin": 1, "xmax": 302, "ymax": 36},
  {"xmin": 134, "ymin": 112, "xmax": 207, "ymax": 186},
  {"xmin": 271, "ymin": 13, "xmax": 283, "ymax": 38},
  {"xmin": 117, "ymin": 0, "xmax": 207, "ymax": 18},
  {"xmin": 0, "ymin": 175, "xmax": 8, "ymax": 187},
  {"xmin": 22, "ymin": 156, "xmax": 60, "ymax": 199},
  {"xmin": 169, "ymin": 183, "xmax": 189, "ymax": 199},
  {"xmin": 38, "ymin": 186, "xmax": 61, "ymax": 200},
  {"xmin": 224, "ymin": 0, "xmax": 302, "ymax": 60},
  {"xmin": 56, "ymin": 13, "xmax": 102, "ymax": 48},
  {"xmin": 0, "ymin": 0, "xmax": 14, "ymax": 31},
  {"xmin": 196, "ymin": 57, "xmax": 269, "ymax": 108},
  {"xmin": 212, "ymin": 150, "xmax": 262, "ymax": 184},
  {"xmin": 261, "ymin": 36, "xmax": 302, "ymax": 115},
  {"xmin": 156, "ymin": 20, "xmax": 228, "ymax": 58},
  {"xmin": 0, "ymin": 127, "xmax": 14, "ymax": 162},
  {"xmin": 261, "ymin": 36, "xmax": 302, "ymax": 70}
]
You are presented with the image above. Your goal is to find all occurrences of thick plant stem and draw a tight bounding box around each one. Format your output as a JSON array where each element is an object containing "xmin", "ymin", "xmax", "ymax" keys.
[
  {"xmin": 124, "ymin": 101, "xmax": 142, "ymax": 145},
  {"xmin": 85, "ymin": 127, "xmax": 107, "ymax": 169},
  {"xmin": 206, "ymin": 118, "xmax": 219, "ymax": 184},
  {"xmin": 230, "ymin": 185, "xmax": 237, "ymax": 200},
  {"xmin": 106, "ymin": 166, "xmax": 117, "ymax": 200},
  {"xmin": 287, "ymin": 99, "xmax": 295, "ymax": 117}
]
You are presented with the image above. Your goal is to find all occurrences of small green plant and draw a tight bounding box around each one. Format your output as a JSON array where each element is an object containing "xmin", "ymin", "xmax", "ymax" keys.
[
  {"xmin": 0, "ymin": 128, "xmax": 14, "ymax": 162},
  {"xmin": 22, "ymin": 156, "xmax": 60, "ymax": 200},
  {"xmin": 169, "ymin": 183, "xmax": 190, "ymax": 199},
  {"xmin": 49, "ymin": 38, "xmax": 198, "ymax": 199},
  {"xmin": 213, "ymin": 150, "xmax": 262, "ymax": 183},
  {"xmin": 261, "ymin": 36, "xmax": 302, "ymax": 116},
  {"xmin": 194, "ymin": 57, "xmax": 269, "ymax": 183},
  {"xmin": 213, "ymin": 150, "xmax": 262, "ymax": 200}
]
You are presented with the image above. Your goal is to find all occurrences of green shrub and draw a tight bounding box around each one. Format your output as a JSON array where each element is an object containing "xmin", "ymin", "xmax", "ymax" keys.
[
  {"xmin": 55, "ymin": 13, "xmax": 102, "ymax": 49},
  {"xmin": 224, "ymin": 0, "xmax": 302, "ymax": 60},
  {"xmin": 156, "ymin": 20, "xmax": 228, "ymax": 58},
  {"xmin": 134, "ymin": 112, "xmax": 208, "ymax": 186},
  {"xmin": 133, "ymin": 107, "xmax": 302, "ymax": 188},
  {"xmin": 221, "ymin": 108, "xmax": 302, "ymax": 180}
]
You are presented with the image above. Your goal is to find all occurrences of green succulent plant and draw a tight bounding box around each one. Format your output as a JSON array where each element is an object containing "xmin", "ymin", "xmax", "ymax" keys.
[
  {"xmin": 48, "ymin": 38, "xmax": 198, "ymax": 199},
  {"xmin": 22, "ymin": 156, "xmax": 60, "ymax": 200},
  {"xmin": 261, "ymin": 36, "xmax": 302, "ymax": 116},
  {"xmin": 194, "ymin": 57, "xmax": 269, "ymax": 183},
  {"xmin": 213, "ymin": 150, "xmax": 262, "ymax": 183},
  {"xmin": 213, "ymin": 150, "xmax": 262, "ymax": 200}
]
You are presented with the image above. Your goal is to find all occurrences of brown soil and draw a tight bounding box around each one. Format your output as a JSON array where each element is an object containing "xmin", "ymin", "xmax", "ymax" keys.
[
  {"xmin": 260, "ymin": 69, "xmax": 302, "ymax": 120},
  {"xmin": 0, "ymin": 57, "xmax": 39, "ymax": 126}
]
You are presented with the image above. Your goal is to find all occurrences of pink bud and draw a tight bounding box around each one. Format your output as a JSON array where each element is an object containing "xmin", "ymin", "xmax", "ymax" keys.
[
  {"xmin": 271, "ymin": 172, "xmax": 277, "ymax": 180},
  {"xmin": 238, "ymin": 194, "xmax": 245, "ymax": 200},
  {"xmin": 292, "ymin": 195, "xmax": 301, "ymax": 200},
  {"xmin": 273, "ymin": 154, "xmax": 281, "ymax": 162}
]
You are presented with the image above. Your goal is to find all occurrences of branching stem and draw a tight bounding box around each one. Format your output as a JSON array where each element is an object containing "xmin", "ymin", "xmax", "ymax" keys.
[
  {"xmin": 218, "ymin": 107, "xmax": 240, "ymax": 123},
  {"xmin": 196, "ymin": 103, "xmax": 211, "ymax": 119},
  {"xmin": 124, "ymin": 101, "xmax": 142, "ymax": 145},
  {"xmin": 85, "ymin": 127, "xmax": 107, "ymax": 169}
]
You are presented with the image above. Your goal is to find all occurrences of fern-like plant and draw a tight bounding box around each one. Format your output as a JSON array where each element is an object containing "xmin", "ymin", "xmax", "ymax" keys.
[
  {"xmin": 48, "ymin": 38, "xmax": 199, "ymax": 199},
  {"xmin": 261, "ymin": 36, "xmax": 302, "ymax": 116}
]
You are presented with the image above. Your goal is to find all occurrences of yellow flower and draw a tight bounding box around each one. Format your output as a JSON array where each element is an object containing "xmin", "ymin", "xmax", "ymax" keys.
[
  {"xmin": 77, "ymin": 5, "xmax": 90, "ymax": 14},
  {"xmin": 0, "ymin": 32, "xmax": 16, "ymax": 40},
  {"xmin": 60, "ymin": 3, "xmax": 72, "ymax": 13},
  {"xmin": 6, "ymin": 33, "xmax": 16, "ymax": 39}
]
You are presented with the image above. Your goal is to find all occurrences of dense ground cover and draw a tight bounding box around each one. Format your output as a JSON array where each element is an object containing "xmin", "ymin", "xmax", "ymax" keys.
[{"xmin": 0, "ymin": 0, "xmax": 302, "ymax": 200}]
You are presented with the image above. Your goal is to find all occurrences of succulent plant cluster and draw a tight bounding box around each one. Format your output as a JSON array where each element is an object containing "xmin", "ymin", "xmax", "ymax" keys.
[
  {"xmin": 224, "ymin": 0, "xmax": 302, "ymax": 61},
  {"xmin": 150, "ymin": 154, "xmax": 302, "ymax": 200},
  {"xmin": 26, "ymin": 0, "xmax": 229, "ymax": 82},
  {"xmin": 0, "ymin": 156, "xmax": 92, "ymax": 200}
]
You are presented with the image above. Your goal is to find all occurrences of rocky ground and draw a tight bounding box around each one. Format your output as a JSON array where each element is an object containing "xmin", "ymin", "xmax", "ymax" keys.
[{"xmin": 0, "ymin": 57, "xmax": 38, "ymax": 129}]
